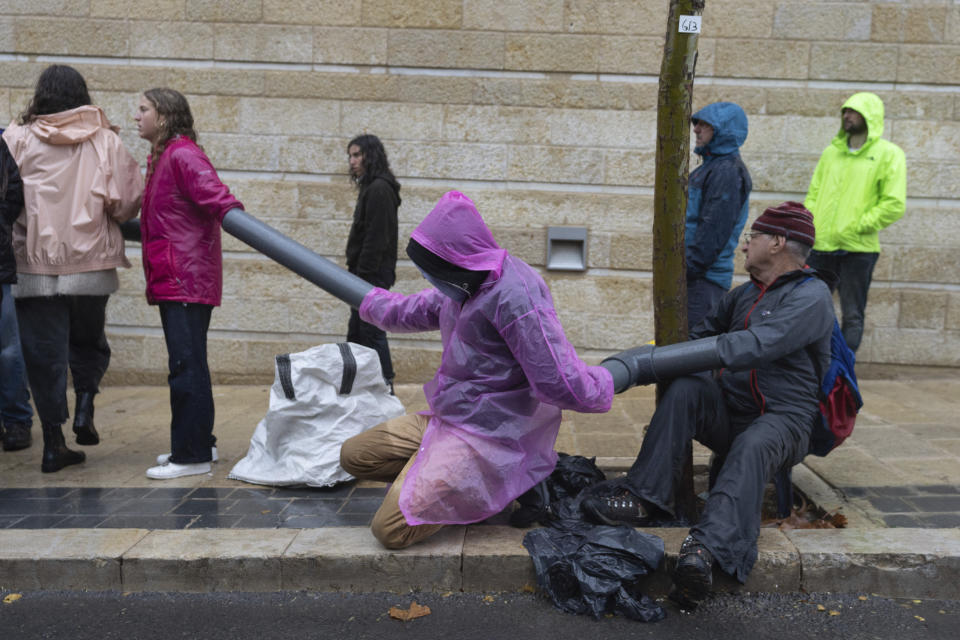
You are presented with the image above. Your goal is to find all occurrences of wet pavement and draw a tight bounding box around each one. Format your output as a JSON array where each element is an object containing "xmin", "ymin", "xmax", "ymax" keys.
[{"xmin": 1, "ymin": 374, "xmax": 960, "ymax": 597}]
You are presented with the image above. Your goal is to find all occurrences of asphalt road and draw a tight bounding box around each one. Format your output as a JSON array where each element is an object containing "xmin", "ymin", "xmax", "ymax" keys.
[{"xmin": 1, "ymin": 590, "xmax": 956, "ymax": 639}]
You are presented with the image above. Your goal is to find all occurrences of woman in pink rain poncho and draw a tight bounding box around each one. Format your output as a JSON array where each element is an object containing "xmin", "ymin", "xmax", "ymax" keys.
[{"xmin": 340, "ymin": 191, "xmax": 614, "ymax": 548}]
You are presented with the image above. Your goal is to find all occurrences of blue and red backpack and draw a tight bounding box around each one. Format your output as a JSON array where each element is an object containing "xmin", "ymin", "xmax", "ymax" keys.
[{"xmin": 808, "ymin": 318, "xmax": 863, "ymax": 456}]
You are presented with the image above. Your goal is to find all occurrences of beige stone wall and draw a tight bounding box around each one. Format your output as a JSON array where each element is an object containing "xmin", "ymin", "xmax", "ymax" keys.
[{"xmin": 1, "ymin": 0, "xmax": 958, "ymax": 383}]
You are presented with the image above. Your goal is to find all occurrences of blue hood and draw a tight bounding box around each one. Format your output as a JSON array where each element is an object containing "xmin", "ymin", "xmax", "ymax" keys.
[{"xmin": 693, "ymin": 102, "xmax": 748, "ymax": 157}]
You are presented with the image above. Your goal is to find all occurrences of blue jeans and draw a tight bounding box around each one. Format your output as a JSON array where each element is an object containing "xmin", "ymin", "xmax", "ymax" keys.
[
  {"xmin": 807, "ymin": 251, "xmax": 879, "ymax": 352},
  {"xmin": 159, "ymin": 302, "xmax": 216, "ymax": 464},
  {"xmin": 0, "ymin": 283, "xmax": 33, "ymax": 425}
]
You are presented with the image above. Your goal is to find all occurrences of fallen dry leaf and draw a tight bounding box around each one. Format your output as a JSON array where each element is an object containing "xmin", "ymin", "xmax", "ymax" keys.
[
  {"xmin": 522, "ymin": 584, "xmax": 536, "ymax": 594},
  {"xmin": 482, "ymin": 595, "xmax": 495, "ymax": 603},
  {"xmin": 829, "ymin": 611, "xmax": 840, "ymax": 616},
  {"xmin": 858, "ymin": 595, "xmax": 868, "ymax": 601},
  {"xmin": 3, "ymin": 593, "xmax": 23, "ymax": 604},
  {"xmin": 915, "ymin": 615, "xmax": 925, "ymax": 622},
  {"xmin": 389, "ymin": 601, "xmax": 432, "ymax": 621},
  {"xmin": 816, "ymin": 604, "xmax": 826, "ymax": 611}
]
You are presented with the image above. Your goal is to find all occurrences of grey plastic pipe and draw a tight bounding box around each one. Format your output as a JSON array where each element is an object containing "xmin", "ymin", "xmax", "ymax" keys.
[
  {"xmin": 601, "ymin": 335, "xmax": 722, "ymax": 394},
  {"xmin": 220, "ymin": 208, "xmax": 373, "ymax": 308},
  {"xmin": 121, "ymin": 210, "xmax": 373, "ymax": 309}
]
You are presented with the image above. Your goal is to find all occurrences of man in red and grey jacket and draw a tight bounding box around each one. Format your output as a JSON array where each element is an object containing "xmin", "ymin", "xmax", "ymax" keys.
[{"xmin": 585, "ymin": 202, "xmax": 835, "ymax": 608}]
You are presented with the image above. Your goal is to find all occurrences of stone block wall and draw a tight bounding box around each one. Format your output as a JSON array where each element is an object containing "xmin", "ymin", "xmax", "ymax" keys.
[{"xmin": 1, "ymin": 1, "xmax": 958, "ymax": 383}]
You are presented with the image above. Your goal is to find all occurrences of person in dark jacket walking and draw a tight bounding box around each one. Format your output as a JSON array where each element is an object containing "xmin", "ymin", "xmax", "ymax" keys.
[
  {"xmin": 583, "ymin": 202, "xmax": 835, "ymax": 608},
  {"xmin": 686, "ymin": 102, "xmax": 753, "ymax": 329},
  {"xmin": 0, "ymin": 133, "xmax": 35, "ymax": 452},
  {"xmin": 135, "ymin": 88, "xmax": 243, "ymax": 480},
  {"xmin": 345, "ymin": 134, "xmax": 399, "ymax": 388}
]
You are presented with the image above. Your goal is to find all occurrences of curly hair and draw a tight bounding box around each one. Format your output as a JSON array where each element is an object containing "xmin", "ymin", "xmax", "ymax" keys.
[
  {"xmin": 347, "ymin": 134, "xmax": 397, "ymax": 188},
  {"xmin": 19, "ymin": 65, "xmax": 92, "ymax": 123},
  {"xmin": 142, "ymin": 88, "xmax": 198, "ymax": 177}
]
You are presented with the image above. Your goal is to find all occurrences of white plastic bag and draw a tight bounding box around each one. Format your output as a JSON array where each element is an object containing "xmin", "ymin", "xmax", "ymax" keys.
[{"xmin": 228, "ymin": 342, "xmax": 405, "ymax": 487}]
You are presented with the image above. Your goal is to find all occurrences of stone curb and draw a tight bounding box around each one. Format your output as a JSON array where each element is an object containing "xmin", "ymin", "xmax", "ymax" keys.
[{"xmin": 2, "ymin": 526, "xmax": 959, "ymax": 598}]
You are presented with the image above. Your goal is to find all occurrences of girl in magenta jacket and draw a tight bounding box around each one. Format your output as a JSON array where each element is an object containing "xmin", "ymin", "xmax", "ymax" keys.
[{"xmin": 135, "ymin": 87, "xmax": 243, "ymax": 480}]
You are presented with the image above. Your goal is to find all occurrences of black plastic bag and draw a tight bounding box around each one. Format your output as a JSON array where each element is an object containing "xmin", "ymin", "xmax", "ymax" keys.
[
  {"xmin": 522, "ymin": 519, "xmax": 666, "ymax": 622},
  {"xmin": 510, "ymin": 453, "xmax": 606, "ymax": 528}
]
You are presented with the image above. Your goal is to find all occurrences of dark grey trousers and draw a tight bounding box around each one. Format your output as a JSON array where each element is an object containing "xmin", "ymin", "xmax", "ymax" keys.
[
  {"xmin": 624, "ymin": 373, "xmax": 811, "ymax": 582},
  {"xmin": 15, "ymin": 295, "xmax": 111, "ymax": 427}
]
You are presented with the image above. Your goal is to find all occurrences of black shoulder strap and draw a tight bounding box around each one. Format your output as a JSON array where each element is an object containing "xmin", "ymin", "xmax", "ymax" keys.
[
  {"xmin": 275, "ymin": 354, "xmax": 296, "ymax": 400},
  {"xmin": 337, "ymin": 343, "xmax": 357, "ymax": 395}
]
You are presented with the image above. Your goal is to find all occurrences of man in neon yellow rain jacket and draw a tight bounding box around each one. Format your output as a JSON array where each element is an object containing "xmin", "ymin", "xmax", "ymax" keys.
[{"xmin": 804, "ymin": 92, "xmax": 906, "ymax": 352}]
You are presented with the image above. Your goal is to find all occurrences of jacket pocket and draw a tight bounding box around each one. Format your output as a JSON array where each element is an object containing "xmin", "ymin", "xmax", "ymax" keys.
[{"xmin": 145, "ymin": 238, "xmax": 182, "ymax": 294}]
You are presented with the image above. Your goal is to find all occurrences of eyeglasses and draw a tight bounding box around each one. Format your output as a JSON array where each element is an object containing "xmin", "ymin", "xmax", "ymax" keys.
[{"xmin": 742, "ymin": 231, "xmax": 770, "ymax": 244}]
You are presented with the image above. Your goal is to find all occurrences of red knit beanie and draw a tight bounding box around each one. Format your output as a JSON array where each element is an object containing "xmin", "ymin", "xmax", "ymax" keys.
[{"xmin": 751, "ymin": 201, "xmax": 816, "ymax": 247}]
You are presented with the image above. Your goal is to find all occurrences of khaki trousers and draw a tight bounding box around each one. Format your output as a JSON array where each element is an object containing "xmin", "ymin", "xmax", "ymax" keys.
[{"xmin": 340, "ymin": 413, "xmax": 443, "ymax": 549}]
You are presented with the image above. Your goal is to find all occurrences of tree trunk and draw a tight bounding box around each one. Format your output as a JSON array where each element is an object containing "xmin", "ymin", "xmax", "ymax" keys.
[{"xmin": 652, "ymin": 0, "xmax": 703, "ymax": 522}]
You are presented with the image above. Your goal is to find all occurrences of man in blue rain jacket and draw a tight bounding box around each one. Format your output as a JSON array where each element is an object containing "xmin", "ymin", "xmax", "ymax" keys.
[{"xmin": 686, "ymin": 102, "xmax": 753, "ymax": 329}]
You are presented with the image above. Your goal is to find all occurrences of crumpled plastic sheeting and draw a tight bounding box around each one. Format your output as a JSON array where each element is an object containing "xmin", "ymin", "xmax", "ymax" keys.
[
  {"xmin": 510, "ymin": 453, "xmax": 607, "ymax": 528},
  {"xmin": 228, "ymin": 343, "xmax": 404, "ymax": 487},
  {"xmin": 523, "ymin": 521, "xmax": 666, "ymax": 622}
]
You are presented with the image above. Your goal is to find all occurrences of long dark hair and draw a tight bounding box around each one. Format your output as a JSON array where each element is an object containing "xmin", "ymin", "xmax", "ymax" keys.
[
  {"xmin": 347, "ymin": 134, "xmax": 397, "ymax": 188},
  {"xmin": 19, "ymin": 65, "xmax": 92, "ymax": 124},
  {"xmin": 142, "ymin": 88, "xmax": 198, "ymax": 178}
]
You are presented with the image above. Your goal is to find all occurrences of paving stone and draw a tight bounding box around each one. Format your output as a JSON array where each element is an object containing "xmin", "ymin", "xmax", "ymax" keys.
[
  {"xmin": 189, "ymin": 488, "xmax": 241, "ymax": 499},
  {"xmin": 0, "ymin": 528, "xmax": 148, "ymax": 591},
  {"xmin": 281, "ymin": 526, "xmax": 464, "ymax": 592},
  {"xmin": 8, "ymin": 515, "xmax": 69, "ymax": 528},
  {"xmin": 462, "ymin": 525, "xmax": 536, "ymax": 592},
  {"xmin": 320, "ymin": 513, "xmax": 373, "ymax": 527},
  {"xmin": 868, "ymin": 486, "xmax": 919, "ymax": 497},
  {"xmin": 234, "ymin": 514, "xmax": 284, "ymax": 528},
  {"xmin": 99, "ymin": 515, "xmax": 195, "ymax": 529},
  {"xmin": 226, "ymin": 499, "xmax": 286, "ymax": 516},
  {"xmin": 0, "ymin": 515, "xmax": 22, "ymax": 528},
  {"xmin": 280, "ymin": 500, "xmax": 342, "ymax": 517},
  {"xmin": 866, "ymin": 496, "xmax": 917, "ymax": 513},
  {"xmin": 921, "ymin": 485, "xmax": 960, "ymax": 495},
  {"xmin": 882, "ymin": 514, "xmax": 924, "ymax": 527},
  {"xmin": 110, "ymin": 500, "xmax": 182, "ymax": 515},
  {"xmin": 188, "ymin": 514, "xmax": 243, "ymax": 529},
  {"xmin": 172, "ymin": 499, "xmax": 234, "ymax": 516},
  {"xmin": 918, "ymin": 514, "xmax": 960, "ymax": 528},
  {"xmin": 789, "ymin": 529, "xmax": 960, "ymax": 599},
  {"xmin": 122, "ymin": 529, "xmax": 298, "ymax": 592},
  {"xmin": 0, "ymin": 488, "xmax": 75, "ymax": 499},
  {"xmin": 338, "ymin": 497, "xmax": 383, "ymax": 514},
  {"xmin": 906, "ymin": 496, "xmax": 960, "ymax": 512}
]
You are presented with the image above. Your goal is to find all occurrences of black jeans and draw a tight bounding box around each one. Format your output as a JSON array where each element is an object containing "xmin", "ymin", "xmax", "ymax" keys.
[
  {"xmin": 624, "ymin": 373, "xmax": 810, "ymax": 583},
  {"xmin": 348, "ymin": 307, "xmax": 394, "ymax": 382},
  {"xmin": 15, "ymin": 295, "xmax": 111, "ymax": 427},
  {"xmin": 159, "ymin": 302, "xmax": 216, "ymax": 464},
  {"xmin": 806, "ymin": 250, "xmax": 879, "ymax": 352}
]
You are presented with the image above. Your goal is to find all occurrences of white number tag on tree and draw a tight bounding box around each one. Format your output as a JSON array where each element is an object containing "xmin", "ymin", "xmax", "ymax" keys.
[{"xmin": 679, "ymin": 15, "xmax": 702, "ymax": 34}]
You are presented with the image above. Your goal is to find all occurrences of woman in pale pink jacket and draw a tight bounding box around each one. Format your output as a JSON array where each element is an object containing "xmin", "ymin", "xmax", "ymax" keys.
[
  {"xmin": 2, "ymin": 65, "xmax": 142, "ymax": 473},
  {"xmin": 135, "ymin": 87, "xmax": 243, "ymax": 480}
]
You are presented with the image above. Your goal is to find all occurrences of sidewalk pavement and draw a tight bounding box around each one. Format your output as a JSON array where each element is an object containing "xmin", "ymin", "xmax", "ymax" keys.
[{"xmin": 2, "ymin": 373, "xmax": 960, "ymax": 598}]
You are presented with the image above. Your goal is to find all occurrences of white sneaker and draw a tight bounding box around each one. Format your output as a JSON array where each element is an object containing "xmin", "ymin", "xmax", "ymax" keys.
[
  {"xmin": 146, "ymin": 461, "xmax": 212, "ymax": 479},
  {"xmin": 156, "ymin": 446, "xmax": 218, "ymax": 466}
]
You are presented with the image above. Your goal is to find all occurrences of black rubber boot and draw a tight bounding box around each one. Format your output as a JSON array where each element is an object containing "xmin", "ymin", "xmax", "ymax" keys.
[
  {"xmin": 72, "ymin": 391, "xmax": 100, "ymax": 445},
  {"xmin": 41, "ymin": 422, "xmax": 86, "ymax": 473},
  {"xmin": 2, "ymin": 421, "xmax": 33, "ymax": 451}
]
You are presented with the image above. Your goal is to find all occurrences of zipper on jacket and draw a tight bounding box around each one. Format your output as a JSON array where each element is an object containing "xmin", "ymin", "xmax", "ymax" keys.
[{"xmin": 744, "ymin": 283, "xmax": 767, "ymax": 414}]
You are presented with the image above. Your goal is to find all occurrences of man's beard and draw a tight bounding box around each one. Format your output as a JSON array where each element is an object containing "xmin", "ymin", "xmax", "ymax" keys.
[{"xmin": 843, "ymin": 120, "xmax": 867, "ymax": 135}]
